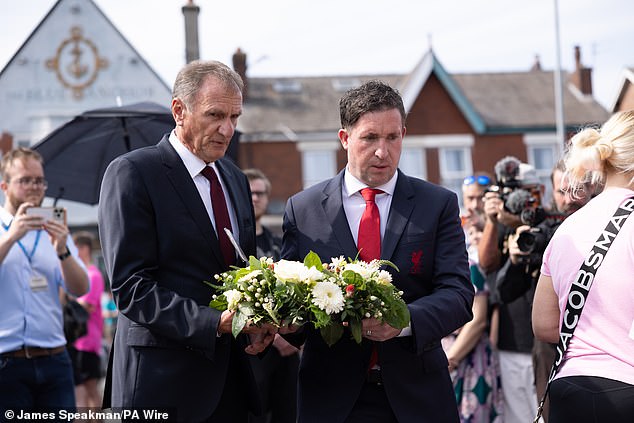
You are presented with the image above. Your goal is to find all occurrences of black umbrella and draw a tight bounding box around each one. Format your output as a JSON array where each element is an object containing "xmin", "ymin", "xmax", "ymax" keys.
[{"xmin": 33, "ymin": 101, "xmax": 174, "ymax": 205}]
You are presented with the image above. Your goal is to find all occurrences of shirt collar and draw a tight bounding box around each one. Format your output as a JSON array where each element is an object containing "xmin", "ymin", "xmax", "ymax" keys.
[
  {"xmin": 0, "ymin": 207, "xmax": 12, "ymax": 228},
  {"xmin": 343, "ymin": 167, "xmax": 398, "ymax": 198},
  {"xmin": 169, "ymin": 130, "xmax": 219, "ymax": 177}
]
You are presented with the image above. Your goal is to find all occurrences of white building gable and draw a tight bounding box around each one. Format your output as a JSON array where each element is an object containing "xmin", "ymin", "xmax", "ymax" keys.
[{"xmin": 0, "ymin": 0, "xmax": 172, "ymax": 146}]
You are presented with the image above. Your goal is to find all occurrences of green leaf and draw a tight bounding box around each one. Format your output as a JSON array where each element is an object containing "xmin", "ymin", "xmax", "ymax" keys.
[
  {"xmin": 376, "ymin": 259, "xmax": 399, "ymax": 272},
  {"xmin": 320, "ymin": 323, "xmax": 344, "ymax": 346},
  {"xmin": 349, "ymin": 320, "xmax": 363, "ymax": 344},
  {"xmin": 209, "ymin": 297, "xmax": 227, "ymax": 311},
  {"xmin": 249, "ymin": 256, "xmax": 262, "ymax": 269},
  {"xmin": 303, "ymin": 251, "xmax": 323, "ymax": 270},
  {"xmin": 232, "ymin": 310, "xmax": 248, "ymax": 338}
]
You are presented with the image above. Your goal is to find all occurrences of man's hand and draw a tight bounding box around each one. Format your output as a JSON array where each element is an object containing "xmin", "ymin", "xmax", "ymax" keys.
[
  {"xmin": 508, "ymin": 225, "xmax": 531, "ymax": 265},
  {"xmin": 217, "ymin": 311, "xmax": 277, "ymax": 354},
  {"xmin": 361, "ymin": 318, "xmax": 400, "ymax": 342},
  {"xmin": 42, "ymin": 219, "xmax": 70, "ymax": 256},
  {"xmin": 244, "ymin": 323, "xmax": 277, "ymax": 355},
  {"xmin": 482, "ymin": 192, "xmax": 502, "ymax": 223},
  {"xmin": 272, "ymin": 333, "xmax": 299, "ymax": 356},
  {"xmin": 6, "ymin": 203, "xmax": 44, "ymax": 242}
]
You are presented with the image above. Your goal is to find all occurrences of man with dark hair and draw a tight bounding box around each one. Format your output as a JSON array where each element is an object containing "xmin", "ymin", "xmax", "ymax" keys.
[
  {"xmin": 0, "ymin": 147, "xmax": 88, "ymax": 414},
  {"xmin": 99, "ymin": 60, "xmax": 275, "ymax": 422},
  {"xmin": 281, "ymin": 80, "xmax": 473, "ymax": 422},
  {"xmin": 244, "ymin": 168, "xmax": 299, "ymax": 423}
]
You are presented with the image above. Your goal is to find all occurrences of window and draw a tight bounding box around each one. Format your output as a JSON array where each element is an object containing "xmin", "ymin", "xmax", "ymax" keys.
[
  {"xmin": 399, "ymin": 148, "xmax": 426, "ymax": 180},
  {"xmin": 439, "ymin": 147, "xmax": 472, "ymax": 208},
  {"xmin": 297, "ymin": 141, "xmax": 339, "ymax": 189},
  {"xmin": 524, "ymin": 133, "xmax": 561, "ymax": 205}
]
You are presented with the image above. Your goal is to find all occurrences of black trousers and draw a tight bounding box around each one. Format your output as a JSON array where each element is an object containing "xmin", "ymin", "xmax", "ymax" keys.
[{"xmin": 549, "ymin": 375, "xmax": 634, "ymax": 423}]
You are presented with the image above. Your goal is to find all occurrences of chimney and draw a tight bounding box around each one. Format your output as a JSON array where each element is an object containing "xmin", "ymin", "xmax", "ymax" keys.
[
  {"xmin": 570, "ymin": 45, "xmax": 593, "ymax": 95},
  {"xmin": 0, "ymin": 132, "xmax": 14, "ymax": 154},
  {"xmin": 182, "ymin": 0, "xmax": 200, "ymax": 63},
  {"xmin": 232, "ymin": 48, "xmax": 248, "ymax": 100}
]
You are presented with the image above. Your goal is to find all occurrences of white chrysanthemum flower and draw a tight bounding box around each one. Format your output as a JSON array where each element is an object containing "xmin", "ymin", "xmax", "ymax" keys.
[
  {"xmin": 311, "ymin": 281, "xmax": 345, "ymax": 314},
  {"xmin": 344, "ymin": 262, "xmax": 373, "ymax": 279},
  {"xmin": 376, "ymin": 270, "xmax": 392, "ymax": 285},
  {"xmin": 224, "ymin": 289, "xmax": 242, "ymax": 311},
  {"xmin": 330, "ymin": 256, "xmax": 346, "ymax": 270}
]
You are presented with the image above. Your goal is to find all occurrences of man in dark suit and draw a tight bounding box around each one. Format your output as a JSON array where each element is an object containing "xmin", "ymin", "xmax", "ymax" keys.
[
  {"xmin": 98, "ymin": 60, "xmax": 275, "ymax": 422},
  {"xmin": 281, "ymin": 80, "xmax": 474, "ymax": 423}
]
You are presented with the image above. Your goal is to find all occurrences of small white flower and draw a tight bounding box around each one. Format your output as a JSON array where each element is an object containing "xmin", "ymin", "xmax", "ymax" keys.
[
  {"xmin": 239, "ymin": 270, "xmax": 262, "ymax": 283},
  {"xmin": 376, "ymin": 270, "xmax": 392, "ymax": 285},
  {"xmin": 344, "ymin": 262, "xmax": 373, "ymax": 279},
  {"xmin": 329, "ymin": 256, "xmax": 346, "ymax": 270},
  {"xmin": 311, "ymin": 281, "xmax": 345, "ymax": 314},
  {"xmin": 255, "ymin": 302, "xmax": 261, "ymax": 307},
  {"xmin": 224, "ymin": 289, "xmax": 242, "ymax": 311},
  {"xmin": 257, "ymin": 288, "xmax": 262, "ymax": 293},
  {"xmin": 365, "ymin": 312, "xmax": 371, "ymax": 318},
  {"xmin": 370, "ymin": 295, "xmax": 377, "ymax": 301}
]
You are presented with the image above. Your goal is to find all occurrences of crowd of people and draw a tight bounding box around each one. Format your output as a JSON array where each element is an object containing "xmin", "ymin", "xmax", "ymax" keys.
[{"xmin": 0, "ymin": 58, "xmax": 632, "ymax": 423}]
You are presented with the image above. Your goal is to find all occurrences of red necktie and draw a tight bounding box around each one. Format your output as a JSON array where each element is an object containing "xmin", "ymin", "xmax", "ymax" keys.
[
  {"xmin": 358, "ymin": 188, "xmax": 382, "ymax": 262},
  {"xmin": 201, "ymin": 166, "xmax": 235, "ymax": 266},
  {"xmin": 358, "ymin": 188, "xmax": 382, "ymax": 370}
]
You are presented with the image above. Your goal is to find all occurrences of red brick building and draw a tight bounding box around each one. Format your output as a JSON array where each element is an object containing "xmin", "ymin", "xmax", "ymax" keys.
[{"xmin": 233, "ymin": 47, "xmax": 608, "ymax": 216}]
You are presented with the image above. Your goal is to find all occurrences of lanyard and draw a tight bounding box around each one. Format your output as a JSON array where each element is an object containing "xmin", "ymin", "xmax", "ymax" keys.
[{"xmin": 2, "ymin": 221, "xmax": 42, "ymax": 264}]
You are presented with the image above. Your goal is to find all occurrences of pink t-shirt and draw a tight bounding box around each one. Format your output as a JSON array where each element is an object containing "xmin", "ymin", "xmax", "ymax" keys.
[
  {"xmin": 541, "ymin": 187, "xmax": 634, "ymax": 385},
  {"xmin": 73, "ymin": 264, "xmax": 105, "ymax": 354}
]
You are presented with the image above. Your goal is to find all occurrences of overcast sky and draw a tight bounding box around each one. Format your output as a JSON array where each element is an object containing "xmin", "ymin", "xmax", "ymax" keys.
[{"xmin": 1, "ymin": 0, "xmax": 633, "ymax": 109}]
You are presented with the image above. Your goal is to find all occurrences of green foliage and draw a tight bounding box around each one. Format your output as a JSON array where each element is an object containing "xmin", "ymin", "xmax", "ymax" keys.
[{"xmin": 205, "ymin": 252, "xmax": 410, "ymax": 346}]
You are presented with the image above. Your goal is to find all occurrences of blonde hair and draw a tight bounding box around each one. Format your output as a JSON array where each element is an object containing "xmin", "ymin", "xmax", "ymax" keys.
[{"xmin": 564, "ymin": 110, "xmax": 634, "ymax": 194}]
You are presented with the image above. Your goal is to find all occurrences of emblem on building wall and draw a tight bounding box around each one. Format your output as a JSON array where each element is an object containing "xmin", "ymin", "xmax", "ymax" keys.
[{"xmin": 46, "ymin": 26, "xmax": 108, "ymax": 99}]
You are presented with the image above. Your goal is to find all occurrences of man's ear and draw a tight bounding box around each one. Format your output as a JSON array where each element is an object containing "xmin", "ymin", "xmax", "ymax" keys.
[
  {"xmin": 171, "ymin": 98, "xmax": 185, "ymax": 126},
  {"xmin": 338, "ymin": 128, "xmax": 349, "ymax": 150}
]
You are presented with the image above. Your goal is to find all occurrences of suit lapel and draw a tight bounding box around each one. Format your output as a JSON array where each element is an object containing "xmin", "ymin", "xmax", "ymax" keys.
[
  {"xmin": 157, "ymin": 138, "xmax": 225, "ymax": 265},
  {"xmin": 382, "ymin": 171, "xmax": 415, "ymax": 261},
  {"xmin": 322, "ymin": 171, "xmax": 359, "ymax": 259}
]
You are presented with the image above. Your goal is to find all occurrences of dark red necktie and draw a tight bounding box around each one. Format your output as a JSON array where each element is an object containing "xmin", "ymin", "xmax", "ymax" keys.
[
  {"xmin": 201, "ymin": 166, "xmax": 235, "ymax": 266},
  {"xmin": 358, "ymin": 188, "xmax": 382, "ymax": 370},
  {"xmin": 358, "ymin": 188, "xmax": 382, "ymax": 262}
]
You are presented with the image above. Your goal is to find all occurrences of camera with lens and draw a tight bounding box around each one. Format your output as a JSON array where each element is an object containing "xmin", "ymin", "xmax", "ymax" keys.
[
  {"xmin": 506, "ymin": 189, "xmax": 566, "ymax": 266},
  {"xmin": 487, "ymin": 157, "xmax": 566, "ymax": 267}
]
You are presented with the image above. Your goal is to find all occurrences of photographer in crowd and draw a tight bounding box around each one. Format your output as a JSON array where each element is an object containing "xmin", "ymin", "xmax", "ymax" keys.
[
  {"xmin": 0, "ymin": 147, "xmax": 88, "ymax": 413},
  {"xmin": 478, "ymin": 156, "xmax": 541, "ymax": 423},
  {"xmin": 496, "ymin": 159, "xmax": 595, "ymax": 421}
]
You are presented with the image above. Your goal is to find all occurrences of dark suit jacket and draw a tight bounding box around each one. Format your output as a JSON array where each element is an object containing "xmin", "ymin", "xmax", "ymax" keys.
[
  {"xmin": 98, "ymin": 137, "xmax": 257, "ymax": 422},
  {"xmin": 281, "ymin": 170, "xmax": 474, "ymax": 423}
]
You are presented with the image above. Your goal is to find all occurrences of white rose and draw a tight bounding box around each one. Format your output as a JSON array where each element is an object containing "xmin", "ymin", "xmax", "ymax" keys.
[
  {"xmin": 274, "ymin": 260, "xmax": 309, "ymax": 281},
  {"xmin": 224, "ymin": 289, "xmax": 242, "ymax": 311}
]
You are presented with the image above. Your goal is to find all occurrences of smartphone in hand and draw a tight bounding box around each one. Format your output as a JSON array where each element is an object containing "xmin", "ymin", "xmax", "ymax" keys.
[{"xmin": 26, "ymin": 207, "xmax": 67, "ymax": 225}]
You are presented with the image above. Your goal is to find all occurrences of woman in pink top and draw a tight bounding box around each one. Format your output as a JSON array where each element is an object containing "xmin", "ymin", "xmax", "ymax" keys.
[
  {"xmin": 70, "ymin": 231, "xmax": 105, "ymax": 410},
  {"xmin": 533, "ymin": 110, "xmax": 634, "ymax": 422}
]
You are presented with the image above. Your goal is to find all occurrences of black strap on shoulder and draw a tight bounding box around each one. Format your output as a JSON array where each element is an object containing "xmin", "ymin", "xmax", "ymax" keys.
[{"xmin": 534, "ymin": 195, "xmax": 634, "ymax": 422}]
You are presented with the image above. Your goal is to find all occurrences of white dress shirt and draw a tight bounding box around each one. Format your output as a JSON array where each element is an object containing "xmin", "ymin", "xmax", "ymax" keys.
[{"xmin": 168, "ymin": 131, "xmax": 239, "ymax": 243}]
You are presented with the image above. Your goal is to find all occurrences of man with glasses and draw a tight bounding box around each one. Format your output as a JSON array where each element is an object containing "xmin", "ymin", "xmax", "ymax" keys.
[
  {"xmin": 0, "ymin": 147, "xmax": 88, "ymax": 414},
  {"xmin": 461, "ymin": 173, "xmax": 492, "ymax": 229},
  {"xmin": 244, "ymin": 168, "xmax": 299, "ymax": 423}
]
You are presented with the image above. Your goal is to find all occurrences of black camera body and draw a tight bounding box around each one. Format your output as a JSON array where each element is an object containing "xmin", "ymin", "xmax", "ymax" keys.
[{"xmin": 515, "ymin": 214, "xmax": 565, "ymax": 266}]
